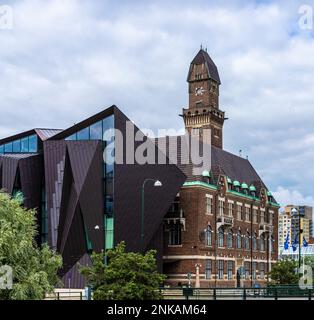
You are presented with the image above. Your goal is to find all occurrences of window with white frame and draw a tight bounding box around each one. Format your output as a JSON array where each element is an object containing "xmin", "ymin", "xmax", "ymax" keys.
[
  {"xmin": 260, "ymin": 210, "xmax": 265, "ymax": 223},
  {"xmin": 253, "ymin": 208, "xmax": 258, "ymax": 223},
  {"xmin": 218, "ymin": 200, "xmax": 225, "ymax": 216},
  {"xmin": 260, "ymin": 262, "xmax": 265, "ymax": 279},
  {"xmin": 218, "ymin": 227, "xmax": 224, "ymax": 247},
  {"xmin": 217, "ymin": 260, "xmax": 224, "ymax": 279},
  {"xmin": 228, "ymin": 202, "xmax": 234, "ymax": 217},
  {"xmin": 205, "ymin": 260, "xmax": 212, "ymax": 279},
  {"xmin": 227, "ymin": 229, "xmax": 233, "ymax": 248},
  {"xmin": 237, "ymin": 204, "xmax": 242, "ymax": 220},
  {"xmin": 245, "ymin": 206, "xmax": 251, "ymax": 222},
  {"xmin": 205, "ymin": 195, "xmax": 213, "ymax": 215},
  {"xmin": 205, "ymin": 225, "xmax": 212, "ymax": 246},
  {"xmin": 237, "ymin": 230, "xmax": 242, "ymax": 249},
  {"xmin": 227, "ymin": 261, "xmax": 233, "ymax": 280}
]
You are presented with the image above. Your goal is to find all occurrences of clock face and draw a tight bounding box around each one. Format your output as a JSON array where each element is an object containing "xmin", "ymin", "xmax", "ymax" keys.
[{"xmin": 195, "ymin": 87, "xmax": 205, "ymax": 96}]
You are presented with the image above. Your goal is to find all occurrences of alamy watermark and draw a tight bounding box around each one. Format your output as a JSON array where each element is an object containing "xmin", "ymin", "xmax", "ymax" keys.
[
  {"xmin": 299, "ymin": 265, "xmax": 313, "ymax": 290},
  {"xmin": 102, "ymin": 121, "xmax": 212, "ymax": 176},
  {"xmin": 299, "ymin": 4, "xmax": 313, "ymax": 30},
  {"xmin": 0, "ymin": 265, "xmax": 13, "ymax": 290}
]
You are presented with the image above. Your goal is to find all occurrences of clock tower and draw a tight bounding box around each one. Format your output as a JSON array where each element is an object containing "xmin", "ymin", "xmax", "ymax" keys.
[{"xmin": 181, "ymin": 48, "xmax": 226, "ymax": 149}]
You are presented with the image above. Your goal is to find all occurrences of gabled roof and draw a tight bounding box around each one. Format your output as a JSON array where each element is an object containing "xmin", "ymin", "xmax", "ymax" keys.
[
  {"xmin": 0, "ymin": 128, "xmax": 63, "ymax": 145},
  {"xmin": 188, "ymin": 49, "xmax": 221, "ymax": 84}
]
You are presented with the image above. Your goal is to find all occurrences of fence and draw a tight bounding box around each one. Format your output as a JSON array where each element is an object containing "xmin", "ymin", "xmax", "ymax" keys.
[{"xmin": 160, "ymin": 286, "xmax": 314, "ymax": 300}]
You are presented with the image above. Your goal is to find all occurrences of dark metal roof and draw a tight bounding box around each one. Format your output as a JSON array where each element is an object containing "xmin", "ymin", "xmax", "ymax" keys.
[
  {"xmin": 34, "ymin": 128, "xmax": 63, "ymax": 141},
  {"xmin": 189, "ymin": 49, "xmax": 221, "ymax": 84},
  {"xmin": 153, "ymin": 136, "xmax": 266, "ymax": 188},
  {"xmin": 0, "ymin": 128, "xmax": 63, "ymax": 145}
]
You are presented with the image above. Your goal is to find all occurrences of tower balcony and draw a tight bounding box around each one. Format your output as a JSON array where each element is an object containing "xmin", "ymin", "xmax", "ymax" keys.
[
  {"xmin": 164, "ymin": 209, "xmax": 186, "ymax": 231},
  {"xmin": 217, "ymin": 214, "xmax": 234, "ymax": 229}
]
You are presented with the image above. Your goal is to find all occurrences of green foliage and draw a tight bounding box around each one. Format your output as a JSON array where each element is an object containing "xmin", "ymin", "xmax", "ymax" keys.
[
  {"xmin": 80, "ymin": 242, "xmax": 166, "ymax": 300},
  {"xmin": 269, "ymin": 259, "xmax": 299, "ymax": 285},
  {"xmin": 0, "ymin": 191, "xmax": 62, "ymax": 300}
]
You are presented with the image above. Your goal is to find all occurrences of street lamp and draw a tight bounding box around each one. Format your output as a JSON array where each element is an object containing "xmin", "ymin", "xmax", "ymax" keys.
[
  {"xmin": 291, "ymin": 207, "xmax": 302, "ymax": 269},
  {"xmin": 141, "ymin": 179, "xmax": 162, "ymax": 253}
]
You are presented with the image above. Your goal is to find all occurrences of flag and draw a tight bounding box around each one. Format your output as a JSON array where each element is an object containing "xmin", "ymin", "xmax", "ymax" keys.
[
  {"xmin": 284, "ymin": 233, "xmax": 290, "ymax": 250},
  {"xmin": 292, "ymin": 234, "xmax": 298, "ymax": 252},
  {"xmin": 303, "ymin": 236, "xmax": 308, "ymax": 247}
]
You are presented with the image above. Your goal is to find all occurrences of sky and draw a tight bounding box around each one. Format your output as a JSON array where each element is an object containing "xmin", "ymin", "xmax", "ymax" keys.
[{"xmin": 0, "ymin": 0, "xmax": 314, "ymax": 211}]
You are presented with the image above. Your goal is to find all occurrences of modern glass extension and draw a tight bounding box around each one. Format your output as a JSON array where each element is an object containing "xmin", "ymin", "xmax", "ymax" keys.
[
  {"xmin": 0, "ymin": 134, "xmax": 38, "ymax": 154},
  {"xmin": 65, "ymin": 114, "xmax": 115, "ymax": 250}
]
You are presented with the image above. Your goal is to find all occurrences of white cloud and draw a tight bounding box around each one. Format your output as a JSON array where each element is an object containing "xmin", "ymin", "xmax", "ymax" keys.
[{"xmin": 0, "ymin": 0, "xmax": 313, "ymax": 204}]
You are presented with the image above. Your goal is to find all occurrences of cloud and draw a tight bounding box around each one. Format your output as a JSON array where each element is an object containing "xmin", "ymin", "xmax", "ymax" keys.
[{"xmin": 0, "ymin": 0, "xmax": 314, "ymax": 208}]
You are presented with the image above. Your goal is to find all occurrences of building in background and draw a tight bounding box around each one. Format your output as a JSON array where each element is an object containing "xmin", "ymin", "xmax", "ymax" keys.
[{"xmin": 278, "ymin": 212, "xmax": 291, "ymax": 248}]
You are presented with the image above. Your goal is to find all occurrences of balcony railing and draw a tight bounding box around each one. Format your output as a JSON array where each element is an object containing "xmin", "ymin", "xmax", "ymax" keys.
[{"xmin": 217, "ymin": 214, "xmax": 234, "ymax": 229}]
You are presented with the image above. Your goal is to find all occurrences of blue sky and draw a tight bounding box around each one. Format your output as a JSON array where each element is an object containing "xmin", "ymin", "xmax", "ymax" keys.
[{"xmin": 0, "ymin": 0, "xmax": 314, "ymax": 210}]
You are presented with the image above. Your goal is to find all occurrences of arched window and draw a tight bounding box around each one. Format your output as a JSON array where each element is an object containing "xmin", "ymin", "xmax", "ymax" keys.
[
  {"xmin": 260, "ymin": 234, "xmax": 265, "ymax": 251},
  {"xmin": 245, "ymin": 232, "xmax": 250, "ymax": 250},
  {"xmin": 218, "ymin": 227, "xmax": 224, "ymax": 247},
  {"xmin": 253, "ymin": 233, "xmax": 257, "ymax": 251},
  {"xmin": 237, "ymin": 230, "xmax": 242, "ymax": 249},
  {"xmin": 227, "ymin": 229, "xmax": 233, "ymax": 248},
  {"xmin": 205, "ymin": 225, "xmax": 212, "ymax": 246}
]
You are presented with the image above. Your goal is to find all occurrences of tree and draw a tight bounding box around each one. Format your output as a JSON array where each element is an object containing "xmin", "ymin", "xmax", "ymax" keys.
[
  {"xmin": 0, "ymin": 191, "xmax": 62, "ymax": 300},
  {"xmin": 268, "ymin": 259, "xmax": 299, "ymax": 285},
  {"xmin": 80, "ymin": 242, "xmax": 166, "ymax": 300}
]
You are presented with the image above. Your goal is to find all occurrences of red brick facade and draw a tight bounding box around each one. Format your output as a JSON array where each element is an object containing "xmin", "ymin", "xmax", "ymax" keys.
[{"xmin": 162, "ymin": 49, "xmax": 279, "ymax": 288}]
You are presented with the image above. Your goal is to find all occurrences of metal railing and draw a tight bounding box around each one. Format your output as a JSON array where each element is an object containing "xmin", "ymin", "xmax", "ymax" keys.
[{"xmin": 160, "ymin": 286, "xmax": 314, "ymax": 300}]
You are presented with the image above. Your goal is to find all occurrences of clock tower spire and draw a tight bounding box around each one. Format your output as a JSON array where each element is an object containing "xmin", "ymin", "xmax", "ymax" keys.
[{"xmin": 181, "ymin": 49, "xmax": 226, "ymax": 149}]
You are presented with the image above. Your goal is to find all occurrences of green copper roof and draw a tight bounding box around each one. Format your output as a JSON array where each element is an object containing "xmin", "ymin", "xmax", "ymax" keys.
[
  {"xmin": 233, "ymin": 180, "xmax": 240, "ymax": 187},
  {"xmin": 227, "ymin": 177, "xmax": 232, "ymax": 184},
  {"xmin": 267, "ymin": 191, "xmax": 272, "ymax": 196},
  {"xmin": 202, "ymin": 170, "xmax": 210, "ymax": 177},
  {"xmin": 241, "ymin": 183, "xmax": 248, "ymax": 189},
  {"xmin": 249, "ymin": 185, "xmax": 256, "ymax": 192}
]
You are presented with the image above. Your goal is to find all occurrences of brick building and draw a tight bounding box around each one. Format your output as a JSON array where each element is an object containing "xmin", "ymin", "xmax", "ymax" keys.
[{"xmin": 162, "ymin": 49, "xmax": 280, "ymax": 288}]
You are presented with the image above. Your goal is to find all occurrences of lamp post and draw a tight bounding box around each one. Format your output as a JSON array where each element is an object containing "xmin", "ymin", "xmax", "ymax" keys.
[
  {"xmin": 141, "ymin": 179, "xmax": 162, "ymax": 253},
  {"xmin": 291, "ymin": 207, "xmax": 301, "ymax": 269}
]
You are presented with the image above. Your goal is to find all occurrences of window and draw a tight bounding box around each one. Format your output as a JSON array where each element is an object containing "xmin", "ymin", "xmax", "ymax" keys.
[
  {"xmin": 253, "ymin": 209, "xmax": 258, "ymax": 223},
  {"xmin": 260, "ymin": 263, "xmax": 265, "ymax": 279},
  {"xmin": 169, "ymin": 222, "xmax": 181, "ymax": 245},
  {"xmin": 245, "ymin": 206, "xmax": 250, "ymax": 222},
  {"xmin": 13, "ymin": 140, "xmax": 21, "ymax": 152},
  {"xmin": 253, "ymin": 233, "xmax": 257, "ymax": 251},
  {"xmin": 228, "ymin": 202, "xmax": 234, "ymax": 217},
  {"xmin": 227, "ymin": 261, "xmax": 233, "ymax": 280},
  {"xmin": 237, "ymin": 230, "xmax": 242, "ymax": 249},
  {"xmin": 252, "ymin": 262, "xmax": 257, "ymax": 280},
  {"xmin": 90, "ymin": 121, "xmax": 103, "ymax": 140},
  {"xmin": 65, "ymin": 133, "xmax": 77, "ymax": 141},
  {"xmin": 218, "ymin": 200, "xmax": 225, "ymax": 215},
  {"xmin": 260, "ymin": 234, "xmax": 265, "ymax": 251},
  {"xmin": 4, "ymin": 142, "xmax": 12, "ymax": 153},
  {"xmin": 260, "ymin": 210, "xmax": 265, "ymax": 223},
  {"xmin": 206, "ymin": 195, "xmax": 213, "ymax": 215},
  {"xmin": 218, "ymin": 227, "xmax": 224, "ymax": 247},
  {"xmin": 245, "ymin": 232, "xmax": 250, "ymax": 250},
  {"xmin": 0, "ymin": 145, "xmax": 4, "ymax": 154},
  {"xmin": 21, "ymin": 137, "xmax": 29, "ymax": 152},
  {"xmin": 217, "ymin": 260, "xmax": 224, "ymax": 279},
  {"xmin": 205, "ymin": 225, "xmax": 212, "ymax": 246},
  {"xmin": 28, "ymin": 135, "xmax": 37, "ymax": 152},
  {"xmin": 244, "ymin": 262, "xmax": 250, "ymax": 279},
  {"xmin": 205, "ymin": 260, "xmax": 212, "ymax": 279},
  {"xmin": 227, "ymin": 229, "xmax": 233, "ymax": 248},
  {"xmin": 77, "ymin": 127, "xmax": 90, "ymax": 140},
  {"xmin": 105, "ymin": 215, "xmax": 114, "ymax": 249},
  {"xmin": 237, "ymin": 205, "xmax": 242, "ymax": 220}
]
